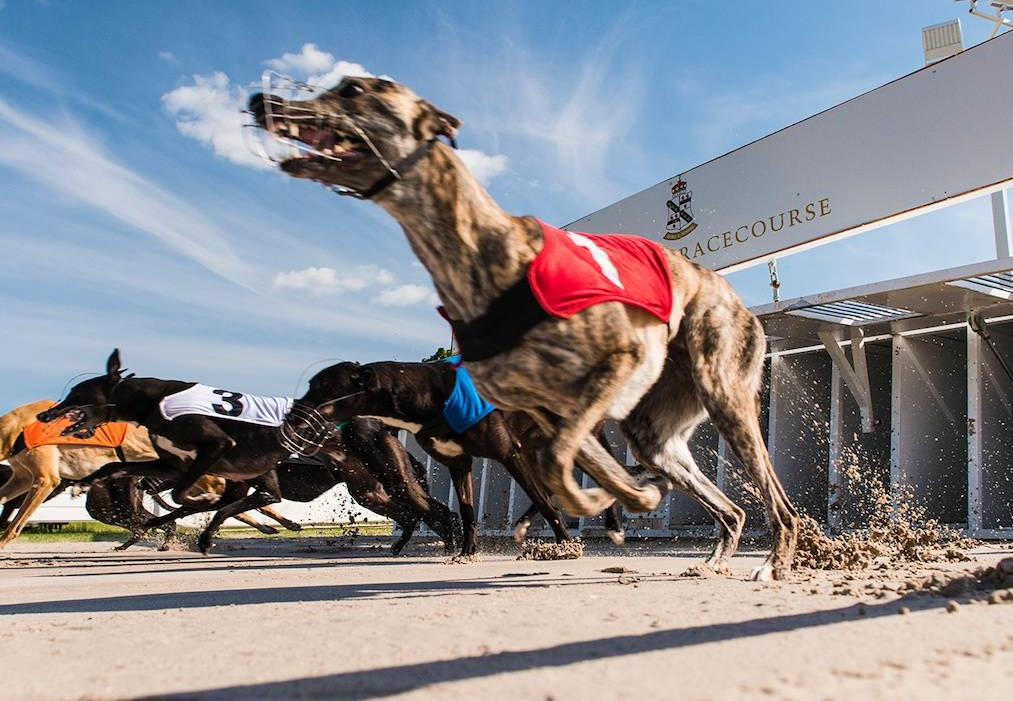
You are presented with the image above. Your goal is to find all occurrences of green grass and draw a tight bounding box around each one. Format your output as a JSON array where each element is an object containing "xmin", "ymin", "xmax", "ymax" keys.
[
  {"xmin": 17, "ymin": 522, "xmax": 132, "ymax": 542},
  {"xmin": 221, "ymin": 522, "xmax": 395, "ymax": 539},
  {"xmin": 14, "ymin": 520, "xmax": 394, "ymax": 543}
]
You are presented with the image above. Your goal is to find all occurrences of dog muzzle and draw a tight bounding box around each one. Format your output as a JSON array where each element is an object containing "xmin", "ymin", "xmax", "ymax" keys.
[
  {"xmin": 243, "ymin": 71, "xmax": 350, "ymax": 166},
  {"xmin": 277, "ymin": 403, "xmax": 335, "ymax": 457}
]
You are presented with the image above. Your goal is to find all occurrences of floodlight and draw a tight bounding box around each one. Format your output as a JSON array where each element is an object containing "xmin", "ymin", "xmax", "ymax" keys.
[{"xmin": 956, "ymin": 0, "xmax": 1013, "ymax": 38}]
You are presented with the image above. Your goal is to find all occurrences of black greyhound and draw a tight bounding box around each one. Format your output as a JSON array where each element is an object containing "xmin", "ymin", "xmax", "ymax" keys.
[
  {"xmin": 39, "ymin": 350, "xmax": 459, "ymax": 554},
  {"xmin": 0, "ymin": 465, "xmax": 178, "ymax": 548},
  {"xmin": 298, "ymin": 360, "xmax": 625, "ymax": 557},
  {"xmin": 1, "ymin": 460, "xmax": 437, "ymax": 555}
]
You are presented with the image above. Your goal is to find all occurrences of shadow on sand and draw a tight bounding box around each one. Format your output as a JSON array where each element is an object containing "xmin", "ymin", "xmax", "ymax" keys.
[{"xmin": 132, "ymin": 594, "xmax": 955, "ymax": 701}]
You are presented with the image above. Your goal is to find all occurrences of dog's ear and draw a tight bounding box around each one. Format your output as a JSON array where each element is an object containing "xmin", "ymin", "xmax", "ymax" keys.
[
  {"xmin": 414, "ymin": 100, "xmax": 461, "ymax": 144},
  {"xmin": 106, "ymin": 348, "xmax": 122, "ymax": 380}
]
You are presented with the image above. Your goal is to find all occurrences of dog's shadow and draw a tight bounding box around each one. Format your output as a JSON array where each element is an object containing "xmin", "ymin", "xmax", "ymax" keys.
[{"xmin": 130, "ymin": 593, "xmax": 961, "ymax": 701}]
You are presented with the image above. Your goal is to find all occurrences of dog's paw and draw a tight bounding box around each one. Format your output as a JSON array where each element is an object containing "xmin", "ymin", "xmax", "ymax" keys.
[
  {"xmin": 607, "ymin": 529, "xmax": 626, "ymax": 546},
  {"xmin": 513, "ymin": 520, "xmax": 530, "ymax": 544},
  {"xmin": 749, "ymin": 564, "xmax": 775, "ymax": 582}
]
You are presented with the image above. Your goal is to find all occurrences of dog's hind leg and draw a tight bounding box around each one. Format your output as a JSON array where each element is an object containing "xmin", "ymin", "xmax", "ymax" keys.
[
  {"xmin": 0, "ymin": 448, "xmax": 61, "ymax": 548},
  {"xmin": 621, "ymin": 352, "xmax": 746, "ymax": 574},
  {"xmin": 255, "ymin": 505, "xmax": 302, "ymax": 532},
  {"xmin": 231, "ymin": 512, "xmax": 279, "ymax": 535},
  {"xmin": 0, "ymin": 467, "xmax": 31, "ymax": 508},
  {"xmin": 603, "ymin": 501, "xmax": 625, "ymax": 545},
  {"xmin": 390, "ymin": 519, "xmax": 417, "ymax": 555},
  {"xmin": 0, "ymin": 501, "xmax": 17, "ymax": 530},
  {"xmin": 487, "ymin": 416, "xmax": 571, "ymax": 545},
  {"xmin": 512, "ymin": 502, "xmax": 540, "ymax": 543},
  {"xmin": 687, "ymin": 307, "xmax": 799, "ymax": 581},
  {"xmin": 115, "ymin": 535, "xmax": 141, "ymax": 551},
  {"xmin": 445, "ymin": 456, "xmax": 478, "ymax": 556}
]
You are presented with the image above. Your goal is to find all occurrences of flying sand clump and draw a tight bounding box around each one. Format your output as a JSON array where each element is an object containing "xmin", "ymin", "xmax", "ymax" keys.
[
  {"xmin": 725, "ymin": 449, "xmax": 976, "ymax": 571},
  {"xmin": 794, "ymin": 459, "xmax": 976, "ymax": 570},
  {"xmin": 517, "ymin": 538, "xmax": 585, "ymax": 561}
]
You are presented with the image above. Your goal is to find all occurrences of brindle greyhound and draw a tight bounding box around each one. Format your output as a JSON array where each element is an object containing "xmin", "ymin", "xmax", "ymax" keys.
[
  {"xmin": 39, "ymin": 350, "xmax": 459, "ymax": 554},
  {"xmin": 249, "ymin": 77, "xmax": 799, "ymax": 579},
  {"xmin": 300, "ymin": 359, "xmax": 624, "ymax": 556}
]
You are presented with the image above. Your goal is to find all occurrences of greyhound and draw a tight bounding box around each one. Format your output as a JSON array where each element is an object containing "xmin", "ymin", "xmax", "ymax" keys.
[
  {"xmin": 0, "ymin": 400, "xmax": 161, "ymax": 548},
  {"xmin": 299, "ymin": 359, "xmax": 625, "ymax": 556},
  {"xmin": 0, "ymin": 401, "xmax": 300, "ymax": 549},
  {"xmin": 249, "ymin": 77, "xmax": 799, "ymax": 579},
  {"xmin": 39, "ymin": 350, "xmax": 460, "ymax": 554},
  {"xmin": 271, "ymin": 445, "xmax": 434, "ymax": 555}
]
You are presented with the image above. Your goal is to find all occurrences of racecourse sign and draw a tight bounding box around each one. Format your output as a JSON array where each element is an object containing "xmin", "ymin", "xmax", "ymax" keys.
[{"xmin": 567, "ymin": 31, "xmax": 1013, "ymax": 271}]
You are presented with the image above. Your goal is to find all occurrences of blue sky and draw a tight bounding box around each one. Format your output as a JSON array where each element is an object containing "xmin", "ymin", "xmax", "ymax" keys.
[{"xmin": 0, "ymin": 0, "xmax": 1007, "ymax": 408}]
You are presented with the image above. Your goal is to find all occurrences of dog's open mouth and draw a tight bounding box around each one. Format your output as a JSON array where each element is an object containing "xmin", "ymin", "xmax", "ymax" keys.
[{"xmin": 268, "ymin": 121, "xmax": 368, "ymax": 166}]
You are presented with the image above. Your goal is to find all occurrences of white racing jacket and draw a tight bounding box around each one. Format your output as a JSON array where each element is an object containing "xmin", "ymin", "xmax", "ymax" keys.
[{"xmin": 158, "ymin": 384, "xmax": 294, "ymax": 427}]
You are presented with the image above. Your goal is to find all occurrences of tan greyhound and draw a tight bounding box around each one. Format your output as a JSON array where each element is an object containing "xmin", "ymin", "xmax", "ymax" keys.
[
  {"xmin": 249, "ymin": 77, "xmax": 799, "ymax": 579},
  {"xmin": 0, "ymin": 401, "xmax": 298, "ymax": 548}
]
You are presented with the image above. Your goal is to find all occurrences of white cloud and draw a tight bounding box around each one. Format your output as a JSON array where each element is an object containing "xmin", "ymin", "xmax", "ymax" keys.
[
  {"xmin": 265, "ymin": 43, "xmax": 336, "ymax": 77},
  {"xmin": 273, "ymin": 265, "xmax": 396, "ymax": 294},
  {"xmin": 264, "ymin": 43, "xmax": 379, "ymax": 87},
  {"xmin": 158, "ymin": 51, "xmax": 178, "ymax": 64},
  {"xmin": 306, "ymin": 60, "xmax": 375, "ymax": 89},
  {"xmin": 457, "ymin": 149, "xmax": 509, "ymax": 185},
  {"xmin": 161, "ymin": 72, "xmax": 267, "ymax": 169},
  {"xmin": 372, "ymin": 284, "xmax": 439, "ymax": 307},
  {"xmin": 162, "ymin": 46, "xmax": 382, "ymax": 170}
]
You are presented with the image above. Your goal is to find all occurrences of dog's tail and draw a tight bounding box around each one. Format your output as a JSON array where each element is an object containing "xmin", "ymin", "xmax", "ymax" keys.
[{"xmin": 0, "ymin": 399, "xmax": 56, "ymax": 461}]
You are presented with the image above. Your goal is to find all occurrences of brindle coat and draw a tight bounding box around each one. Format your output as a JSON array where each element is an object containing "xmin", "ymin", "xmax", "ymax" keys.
[{"xmin": 249, "ymin": 78, "xmax": 799, "ymax": 579}]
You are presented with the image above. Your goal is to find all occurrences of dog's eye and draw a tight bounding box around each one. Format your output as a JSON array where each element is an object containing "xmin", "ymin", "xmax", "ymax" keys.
[{"xmin": 339, "ymin": 83, "xmax": 364, "ymax": 99}]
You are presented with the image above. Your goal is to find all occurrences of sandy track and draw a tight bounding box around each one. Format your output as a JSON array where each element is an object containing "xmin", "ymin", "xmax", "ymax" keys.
[{"xmin": 2, "ymin": 537, "xmax": 1013, "ymax": 701}]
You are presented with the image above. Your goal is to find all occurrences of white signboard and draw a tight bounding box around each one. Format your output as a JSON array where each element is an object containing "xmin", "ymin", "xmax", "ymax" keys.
[{"xmin": 567, "ymin": 31, "xmax": 1013, "ymax": 272}]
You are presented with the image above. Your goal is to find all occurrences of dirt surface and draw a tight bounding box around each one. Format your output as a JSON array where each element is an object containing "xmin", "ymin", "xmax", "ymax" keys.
[{"xmin": 3, "ymin": 537, "xmax": 1013, "ymax": 701}]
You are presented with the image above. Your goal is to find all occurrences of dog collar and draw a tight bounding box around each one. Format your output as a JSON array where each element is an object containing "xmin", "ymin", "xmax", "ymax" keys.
[
  {"xmin": 330, "ymin": 138, "xmax": 441, "ymax": 201},
  {"xmin": 439, "ymin": 273, "xmax": 549, "ymax": 362}
]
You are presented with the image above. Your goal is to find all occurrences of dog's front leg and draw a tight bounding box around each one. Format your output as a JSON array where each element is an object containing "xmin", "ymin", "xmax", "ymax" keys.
[{"xmin": 539, "ymin": 350, "xmax": 666, "ymax": 516}]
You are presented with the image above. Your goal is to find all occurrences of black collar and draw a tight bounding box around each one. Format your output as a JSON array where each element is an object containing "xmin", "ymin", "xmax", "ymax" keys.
[
  {"xmin": 441, "ymin": 273, "xmax": 549, "ymax": 362},
  {"xmin": 330, "ymin": 139, "xmax": 439, "ymax": 201}
]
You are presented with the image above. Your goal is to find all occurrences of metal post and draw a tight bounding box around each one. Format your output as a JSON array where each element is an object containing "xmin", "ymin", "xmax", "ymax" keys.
[
  {"xmin": 889, "ymin": 335, "xmax": 904, "ymax": 495},
  {"xmin": 827, "ymin": 362, "xmax": 843, "ymax": 530},
  {"xmin": 818, "ymin": 329, "xmax": 874, "ymax": 432},
  {"xmin": 993, "ymin": 189, "xmax": 1011, "ymax": 259},
  {"xmin": 967, "ymin": 329, "xmax": 983, "ymax": 535}
]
